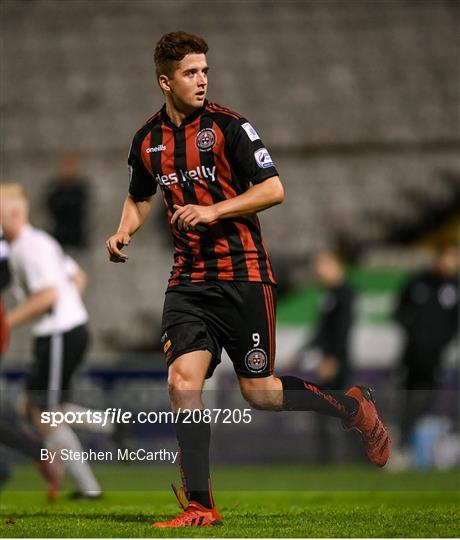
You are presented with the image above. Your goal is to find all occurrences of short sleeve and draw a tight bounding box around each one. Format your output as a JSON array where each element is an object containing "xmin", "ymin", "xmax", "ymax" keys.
[
  {"xmin": 63, "ymin": 255, "xmax": 79, "ymax": 279},
  {"xmin": 128, "ymin": 132, "xmax": 157, "ymax": 198},
  {"xmin": 226, "ymin": 118, "xmax": 278, "ymax": 185},
  {"xmin": 20, "ymin": 246, "xmax": 60, "ymax": 294}
]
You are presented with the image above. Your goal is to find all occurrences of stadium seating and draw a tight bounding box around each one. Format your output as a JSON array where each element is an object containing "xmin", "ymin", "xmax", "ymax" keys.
[{"xmin": 2, "ymin": 0, "xmax": 458, "ymax": 358}]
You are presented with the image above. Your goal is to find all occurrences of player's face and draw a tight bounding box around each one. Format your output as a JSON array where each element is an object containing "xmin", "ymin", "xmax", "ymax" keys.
[
  {"xmin": 435, "ymin": 248, "xmax": 459, "ymax": 276},
  {"xmin": 0, "ymin": 199, "xmax": 17, "ymax": 241},
  {"xmin": 314, "ymin": 254, "xmax": 342, "ymax": 286},
  {"xmin": 167, "ymin": 53, "xmax": 209, "ymax": 111}
]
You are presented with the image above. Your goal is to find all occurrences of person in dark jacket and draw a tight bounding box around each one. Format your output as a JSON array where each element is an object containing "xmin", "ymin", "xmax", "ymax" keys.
[
  {"xmin": 310, "ymin": 251, "xmax": 355, "ymax": 390},
  {"xmin": 46, "ymin": 153, "xmax": 90, "ymax": 249},
  {"xmin": 289, "ymin": 251, "xmax": 356, "ymax": 463},
  {"xmin": 395, "ymin": 244, "xmax": 459, "ymax": 447}
]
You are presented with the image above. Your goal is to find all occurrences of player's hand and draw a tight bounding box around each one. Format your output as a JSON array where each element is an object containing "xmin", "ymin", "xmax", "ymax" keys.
[
  {"xmin": 171, "ymin": 204, "xmax": 218, "ymax": 232},
  {"xmin": 106, "ymin": 231, "xmax": 131, "ymax": 263}
]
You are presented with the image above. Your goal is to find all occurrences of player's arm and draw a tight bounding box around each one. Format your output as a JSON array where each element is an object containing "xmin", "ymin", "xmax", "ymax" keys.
[
  {"xmin": 73, "ymin": 268, "xmax": 87, "ymax": 295},
  {"xmin": 172, "ymin": 117, "xmax": 283, "ymax": 231},
  {"xmin": 64, "ymin": 255, "xmax": 87, "ymax": 295},
  {"xmin": 6, "ymin": 287, "xmax": 57, "ymax": 329},
  {"xmin": 106, "ymin": 194, "xmax": 154, "ymax": 263},
  {"xmin": 171, "ymin": 176, "xmax": 283, "ymax": 230},
  {"xmin": 215, "ymin": 175, "xmax": 284, "ymax": 218},
  {"xmin": 107, "ymin": 129, "xmax": 157, "ymax": 262}
]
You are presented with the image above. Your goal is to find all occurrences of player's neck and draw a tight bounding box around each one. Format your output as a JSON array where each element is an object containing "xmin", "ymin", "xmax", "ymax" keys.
[
  {"xmin": 165, "ymin": 98, "xmax": 200, "ymax": 127},
  {"xmin": 7, "ymin": 220, "xmax": 28, "ymax": 243}
]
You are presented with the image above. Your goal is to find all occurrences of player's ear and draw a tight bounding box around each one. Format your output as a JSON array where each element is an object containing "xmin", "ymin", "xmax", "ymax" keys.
[{"xmin": 158, "ymin": 74, "xmax": 171, "ymax": 93}]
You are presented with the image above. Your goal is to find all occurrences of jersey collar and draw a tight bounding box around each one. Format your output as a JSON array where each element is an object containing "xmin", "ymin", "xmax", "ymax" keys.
[{"xmin": 161, "ymin": 100, "xmax": 207, "ymax": 129}]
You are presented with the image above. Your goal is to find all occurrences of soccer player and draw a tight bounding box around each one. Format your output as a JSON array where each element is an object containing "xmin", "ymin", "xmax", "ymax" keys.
[
  {"xmin": 0, "ymin": 226, "xmax": 59, "ymax": 499},
  {"xmin": 106, "ymin": 31, "xmax": 391, "ymax": 527},
  {"xmin": 0, "ymin": 183, "xmax": 101, "ymax": 498}
]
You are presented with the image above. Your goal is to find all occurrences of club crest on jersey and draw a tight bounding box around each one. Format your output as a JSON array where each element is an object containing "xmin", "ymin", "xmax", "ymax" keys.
[
  {"xmin": 245, "ymin": 348, "xmax": 268, "ymax": 373},
  {"xmin": 196, "ymin": 128, "xmax": 216, "ymax": 152},
  {"xmin": 254, "ymin": 148, "xmax": 274, "ymax": 169}
]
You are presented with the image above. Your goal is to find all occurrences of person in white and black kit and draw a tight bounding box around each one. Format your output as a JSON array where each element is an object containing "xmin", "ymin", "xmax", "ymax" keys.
[
  {"xmin": 394, "ymin": 244, "xmax": 459, "ymax": 448},
  {"xmin": 0, "ymin": 227, "xmax": 11, "ymax": 352},
  {"xmin": 0, "ymin": 183, "xmax": 101, "ymax": 498}
]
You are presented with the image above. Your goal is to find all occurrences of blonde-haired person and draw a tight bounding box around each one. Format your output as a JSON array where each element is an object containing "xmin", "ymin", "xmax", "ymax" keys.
[{"xmin": 0, "ymin": 183, "xmax": 101, "ymax": 498}]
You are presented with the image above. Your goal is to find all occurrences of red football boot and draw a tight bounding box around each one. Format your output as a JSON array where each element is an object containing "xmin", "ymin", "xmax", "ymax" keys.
[
  {"xmin": 343, "ymin": 386, "xmax": 391, "ymax": 467},
  {"xmin": 38, "ymin": 458, "xmax": 61, "ymax": 502},
  {"xmin": 152, "ymin": 484, "xmax": 222, "ymax": 528}
]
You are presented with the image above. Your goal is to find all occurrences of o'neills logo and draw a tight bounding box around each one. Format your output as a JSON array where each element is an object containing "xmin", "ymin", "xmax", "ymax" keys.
[{"xmin": 145, "ymin": 144, "xmax": 166, "ymax": 153}]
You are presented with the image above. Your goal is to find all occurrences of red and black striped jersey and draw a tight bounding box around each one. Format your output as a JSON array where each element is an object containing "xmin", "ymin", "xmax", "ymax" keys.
[{"xmin": 128, "ymin": 100, "xmax": 278, "ymax": 288}]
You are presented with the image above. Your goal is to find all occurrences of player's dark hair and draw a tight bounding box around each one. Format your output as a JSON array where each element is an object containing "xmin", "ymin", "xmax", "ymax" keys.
[{"xmin": 154, "ymin": 31, "xmax": 208, "ymax": 79}]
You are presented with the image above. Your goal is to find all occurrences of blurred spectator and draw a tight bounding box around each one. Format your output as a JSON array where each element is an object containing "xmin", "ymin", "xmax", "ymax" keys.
[
  {"xmin": 394, "ymin": 244, "xmax": 459, "ymax": 453},
  {"xmin": 46, "ymin": 152, "xmax": 90, "ymax": 248},
  {"xmin": 290, "ymin": 251, "xmax": 356, "ymax": 463},
  {"xmin": 297, "ymin": 251, "xmax": 356, "ymax": 389},
  {"xmin": 311, "ymin": 252, "xmax": 355, "ymax": 388}
]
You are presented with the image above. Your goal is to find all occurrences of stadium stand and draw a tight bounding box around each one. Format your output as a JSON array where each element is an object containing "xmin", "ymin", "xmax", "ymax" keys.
[{"xmin": 1, "ymin": 0, "xmax": 459, "ymax": 358}]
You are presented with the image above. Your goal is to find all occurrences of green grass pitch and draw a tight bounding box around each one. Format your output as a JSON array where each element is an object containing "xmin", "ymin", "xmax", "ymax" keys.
[{"xmin": 1, "ymin": 465, "xmax": 459, "ymax": 537}]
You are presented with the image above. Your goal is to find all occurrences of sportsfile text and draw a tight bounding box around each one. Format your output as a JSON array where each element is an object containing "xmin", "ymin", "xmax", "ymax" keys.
[
  {"xmin": 41, "ymin": 407, "xmax": 253, "ymax": 427},
  {"xmin": 41, "ymin": 408, "xmax": 133, "ymax": 428}
]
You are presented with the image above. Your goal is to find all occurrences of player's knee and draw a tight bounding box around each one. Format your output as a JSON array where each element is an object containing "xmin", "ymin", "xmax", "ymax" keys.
[
  {"xmin": 240, "ymin": 387, "xmax": 267, "ymax": 409},
  {"xmin": 239, "ymin": 381, "xmax": 271, "ymax": 409},
  {"xmin": 168, "ymin": 370, "xmax": 203, "ymax": 409},
  {"xmin": 168, "ymin": 371, "xmax": 193, "ymax": 393},
  {"xmin": 239, "ymin": 376, "xmax": 283, "ymax": 410}
]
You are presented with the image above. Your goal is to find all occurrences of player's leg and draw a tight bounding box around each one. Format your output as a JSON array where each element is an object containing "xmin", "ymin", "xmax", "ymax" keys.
[
  {"xmin": 0, "ymin": 418, "xmax": 43, "ymax": 461},
  {"xmin": 0, "ymin": 416, "xmax": 61, "ymax": 500},
  {"xmin": 224, "ymin": 282, "xmax": 358, "ymax": 416},
  {"xmin": 152, "ymin": 349, "xmax": 222, "ymax": 527},
  {"xmin": 27, "ymin": 326, "xmax": 101, "ymax": 497},
  {"xmin": 238, "ymin": 374, "xmax": 358, "ymax": 417},
  {"xmin": 238, "ymin": 374, "xmax": 390, "ymax": 466},
  {"xmin": 0, "ymin": 456, "xmax": 10, "ymax": 490},
  {"xmin": 227, "ymin": 282, "xmax": 390, "ymax": 466},
  {"xmin": 153, "ymin": 286, "xmax": 223, "ymax": 527},
  {"xmin": 168, "ymin": 350, "xmax": 212, "ymax": 504}
]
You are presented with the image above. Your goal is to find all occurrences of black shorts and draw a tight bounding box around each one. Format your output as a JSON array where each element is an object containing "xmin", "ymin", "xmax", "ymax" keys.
[
  {"xmin": 161, "ymin": 281, "xmax": 276, "ymax": 378},
  {"xmin": 27, "ymin": 324, "xmax": 89, "ymax": 408}
]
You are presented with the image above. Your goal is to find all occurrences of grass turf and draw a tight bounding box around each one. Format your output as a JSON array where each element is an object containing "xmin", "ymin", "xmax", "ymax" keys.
[{"xmin": 1, "ymin": 465, "xmax": 459, "ymax": 537}]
